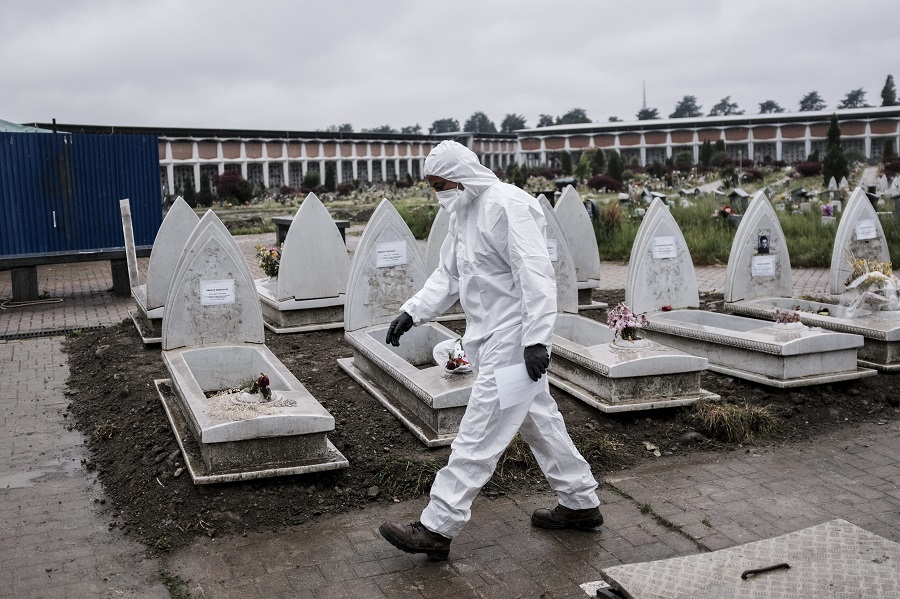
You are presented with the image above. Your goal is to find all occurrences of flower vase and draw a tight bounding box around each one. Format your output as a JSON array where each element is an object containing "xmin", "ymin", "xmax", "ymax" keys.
[{"xmin": 610, "ymin": 337, "xmax": 650, "ymax": 350}]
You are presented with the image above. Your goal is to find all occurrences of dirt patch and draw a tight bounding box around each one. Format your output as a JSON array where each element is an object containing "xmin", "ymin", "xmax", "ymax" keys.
[{"xmin": 63, "ymin": 290, "xmax": 900, "ymax": 553}]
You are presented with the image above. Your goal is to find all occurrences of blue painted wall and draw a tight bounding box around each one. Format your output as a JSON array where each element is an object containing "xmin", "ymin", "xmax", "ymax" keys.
[{"xmin": 0, "ymin": 132, "xmax": 162, "ymax": 255}]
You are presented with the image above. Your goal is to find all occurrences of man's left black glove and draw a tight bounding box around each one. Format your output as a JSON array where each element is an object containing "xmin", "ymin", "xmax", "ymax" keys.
[
  {"xmin": 385, "ymin": 312, "xmax": 414, "ymax": 346},
  {"xmin": 523, "ymin": 344, "xmax": 550, "ymax": 382}
]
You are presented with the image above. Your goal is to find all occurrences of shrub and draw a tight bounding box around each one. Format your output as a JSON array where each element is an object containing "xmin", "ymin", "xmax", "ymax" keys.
[
  {"xmin": 336, "ymin": 182, "xmax": 354, "ymax": 195},
  {"xmin": 795, "ymin": 162, "xmax": 823, "ymax": 177},
  {"xmin": 742, "ymin": 168, "xmax": 764, "ymax": 182},
  {"xmin": 324, "ymin": 163, "xmax": 336, "ymax": 192},
  {"xmin": 884, "ymin": 157, "xmax": 900, "ymax": 178},
  {"xmin": 279, "ymin": 185, "xmax": 296, "ymax": 196},
  {"xmin": 212, "ymin": 171, "xmax": 254, "ymax": 204},
  {"xmin": 586, "ymin": 174, "xmax": 623, "ymax": 192},
  {"xmin": 303, "ymin": 170, "xmax": 320, "ymax": 189},
  {"xmin": 395, "ymin": 203, "xmax": 438, "ymax": 239},
  {"xmin": 393, "ymin": 179, "xmax": 412, "ymax": 189},
  {"xmin": 598, "ymin": 202, "xmax": 625, "ymax": 235}
]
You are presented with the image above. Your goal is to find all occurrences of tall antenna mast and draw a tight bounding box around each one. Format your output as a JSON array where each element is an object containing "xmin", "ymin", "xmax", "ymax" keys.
[{"xmin": 642, "ymin": 80, "xmax": 647, "ymax": 110}]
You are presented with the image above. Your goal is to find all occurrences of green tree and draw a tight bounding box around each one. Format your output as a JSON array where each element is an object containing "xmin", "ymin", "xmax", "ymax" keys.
[
  {"xmin": 574, "ymin": 152, "xmax": 592, "ymax": 181},
  {"xmin": 884, "ymin": 139, "xmax": 895, "ymax": 160},
  {"xmin": 559, "ymin": 151, "xmax": 572, "ymax": 175},
  {"xmin": 699, "ymin": 140, "xmax": 714, "ymax": 165},
  {"xmin": 881, "ymin": 75, "xmax": 897, "ymax": 106},
  {"xmin": 606, "ymin": 150, "xmax": 624, "ymax": 182},
  {"xmin": 429, "ymin": 118, "xmax": 459, "ymax": 134},
  {"xmin": 537, "ymin": 114, "xmax": 555, "ymax": 127},
  {"xmin": 198, "ymin": 173, "xmax": 213, "ymax": 207},
  {"xmin": 324, "ymin": 162, "xmax": 337, "ymax": 192},
  {"xmin": 463, "ymin": 111, "xmax": 497, "ymax": 133},
  {"xmin": 182, "ymin": 178, "xmax": 197, "ymax": 207},
  {"xmin": 302, "ymin": 169, "xmax": 320, "ymax": 189},
  {"xmin": 758, "ymin": 100, "xmax": 784, "ymax": 114},
  {"xmin": 608, "ymin": 116, "xmax": 621, "ymax": 122},
  {"xmin": 510, "ymin": 165, "xmax": 526, "ymax": 188},
  {"xmin": 708, "ymin": 96, "xmax": 744, "ymax": 116},
  {"xmin": 400, "ymin": 124, "xmax": 422, "ymax": 134},
  {"xmin": 326, "ymin": 123, "xmax": 354, "ymax": 132},
  {"xmin": 590, "ymin": 148, "xmax": 606, "ymax": 175},
  {"xmin": 799, "ymin": 91, "xmax": 826, "ymax": 111},
  {"xmin": 674, "ymin": 150, "xmax": 694, "ymax": 171},
  {"xmin": 364, "ymin": 125, "xmax": 397, "ymax": 133},
  {"xmin": 636, "ymin": 107, "xmax": 660, "ymax": 120},
  {"xmin": 556, "ymin": 108, "xmax": 591, "ymax": 125},
  {"xmin": 500, "ymin": 113, "xmax": 527, "ymax": 132},
  {"xmin": 822, "ymin": 114, "xmax": 849, "ymax": 186},
  {"xmin": 837, "ymin": 88, "xmax": 869, "ymax": 109},
  {"xmin": 670, "ymin": 95, "xmax": 703, "ymax": 118}
]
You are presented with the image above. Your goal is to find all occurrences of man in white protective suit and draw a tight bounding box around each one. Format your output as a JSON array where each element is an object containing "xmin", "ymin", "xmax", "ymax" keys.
[{"xmin": 378, "ymin": 141, "xmax": 602, "ymax": 561}]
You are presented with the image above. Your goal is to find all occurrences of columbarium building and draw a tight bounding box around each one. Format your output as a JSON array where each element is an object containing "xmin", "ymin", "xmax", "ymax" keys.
[{"xmin": 35, "ymin": 106, "xmax": 900, "ymax": 197}]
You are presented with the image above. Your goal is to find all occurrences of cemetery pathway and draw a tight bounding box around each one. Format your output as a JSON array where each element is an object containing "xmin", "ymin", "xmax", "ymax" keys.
[{"xmin": 0, "ymin": 233, "xmax": 896, "ymax": 598}]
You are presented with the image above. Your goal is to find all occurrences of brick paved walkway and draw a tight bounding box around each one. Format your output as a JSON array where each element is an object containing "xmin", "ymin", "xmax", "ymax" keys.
[{"xmin": 1, "ymin": 232, "xmax": 897, "ymax": 598}]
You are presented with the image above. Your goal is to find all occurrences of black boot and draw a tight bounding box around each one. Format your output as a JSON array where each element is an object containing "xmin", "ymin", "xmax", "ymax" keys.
[
  {"xmin": 531, "ymin": 504, "xmax": 604, "ymax": 531},
  {"xmin": 379, "ymin": 521, "xmax": 451, "ymax": 560}
]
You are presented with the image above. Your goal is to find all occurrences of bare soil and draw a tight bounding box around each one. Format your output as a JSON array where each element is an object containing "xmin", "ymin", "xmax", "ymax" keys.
[{"xmin": 62, "ymin": 290, "xmax": 900, "ymax": 553}]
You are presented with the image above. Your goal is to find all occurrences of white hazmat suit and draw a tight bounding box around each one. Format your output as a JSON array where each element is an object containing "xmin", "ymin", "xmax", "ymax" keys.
[{"xmin": 399, "ymin": 141, "xmax": 600, "ymax": 538}]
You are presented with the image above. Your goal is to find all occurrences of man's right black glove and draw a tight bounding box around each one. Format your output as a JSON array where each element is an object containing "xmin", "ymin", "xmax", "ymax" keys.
[
  {"xmin": 385, "ymin": 312, "xmax": 414, "ymax": 346},
  {"xmin": 523, "ymin": 344, "xmax": 550, "ymax": 382}
]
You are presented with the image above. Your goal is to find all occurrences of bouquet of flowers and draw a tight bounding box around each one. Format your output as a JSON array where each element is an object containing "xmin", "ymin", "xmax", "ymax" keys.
[
  {"xmin": 821, "ymin": 204, "xmax": 834, "ymax": 217},
  {"xmin": 255, "ymin": 244, "xmax": 282, "ymax": 278},
  {"xmin": 249, "ymin": 373, "xmax": 272, "ymax": 402},
  {"xmin": 445, "ymin": 339, "xmax": 470, "ymax": 372},
  {"xmin": 773, "ymin": 309, "xmax": 801, "ymax": 324},
  {"xmin": 606, "ymin": 302, "xmax": 648, "ymax": 342}
]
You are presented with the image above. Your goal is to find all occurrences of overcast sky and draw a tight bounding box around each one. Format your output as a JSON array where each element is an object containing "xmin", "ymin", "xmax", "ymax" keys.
[{"xmin": 3, "ymin": 1, "xmax": 899, "ymax": 132}]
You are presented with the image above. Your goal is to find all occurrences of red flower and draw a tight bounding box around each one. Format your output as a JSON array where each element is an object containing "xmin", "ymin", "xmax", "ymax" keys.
[
  {"xmin": 662, "ymin": 305, "xmax": 672, "ymax": 311},
  {"xmin": 256, "ymin": 373, "xmax": 270, "ymax": 388}
]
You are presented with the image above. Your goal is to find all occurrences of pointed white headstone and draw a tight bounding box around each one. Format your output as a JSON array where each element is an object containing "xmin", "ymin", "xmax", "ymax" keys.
[
  {"xmin": 344, "ymin": 199, "xmax": 428, "ymax": 332},
  {"xmin": 424, "ymin": 207, "xmax": 451, "ymax": 275},
  {"xmin": 162, "ymin": 210, "xmax": 265, "ymax": 350},
  {"xmin": 147, "ymin": 197, "xmax": 200, "ymax": 311},
  {"xmin": 724, "ymin": 191, "xmax": 793, "ymax": 302},
  {"xmin": 118, "ymin": 198, "xmax": 141, "ymax": 289},
  {"xmin": 538, "ymin": 196, "xmax": 579, "ymax": 314},
  {"xmin": 839, "ymin": 176, "xmax": 849, "ymax": 190},
  {"xmin": 275, "ymin": 193, "xmax": 350, "ymax": 301},
  {"xmin": 554, "ymin": 185, "xmax": 602, "ymax": 284},
  {"xmin": 827, "ymin": 176, "xmax": 838, "ymax": 191},
  {"xmin": 829, "ymin": 187, "xmax": 891, "ymax": 294},
  {"xmin": 626, "ymin": 199, "xmax": 699, "ymax": 314}
]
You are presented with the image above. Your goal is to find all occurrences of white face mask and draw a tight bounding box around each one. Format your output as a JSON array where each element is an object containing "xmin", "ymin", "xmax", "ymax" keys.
[{"xmin": 436, "ymin": 186, "xmax": 462, "ymax": 212}]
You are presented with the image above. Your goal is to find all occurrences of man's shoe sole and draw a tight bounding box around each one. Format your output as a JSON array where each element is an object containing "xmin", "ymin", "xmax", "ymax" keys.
[
  {"xmin": 530, "ymin": 514, "xmax": 604, "ymax": 531},
  {"xmin": 378, "ymin": 524, "xmax": 450, "ymax": 561}
]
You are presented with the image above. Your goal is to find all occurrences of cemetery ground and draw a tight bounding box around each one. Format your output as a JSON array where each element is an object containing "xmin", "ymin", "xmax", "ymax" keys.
[{"xmin": 62, "ymin": 288, "xmax": 900, "ymax": 556}]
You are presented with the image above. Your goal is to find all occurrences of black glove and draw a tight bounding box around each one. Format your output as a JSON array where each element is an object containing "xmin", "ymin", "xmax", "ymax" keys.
[
  {"xmin": 523, "ymin": 344, "xmax": 550, "ymax": 382},
  {"xmin": 385, "ymin": 312, "xmax": 414, "ymax": 346}
]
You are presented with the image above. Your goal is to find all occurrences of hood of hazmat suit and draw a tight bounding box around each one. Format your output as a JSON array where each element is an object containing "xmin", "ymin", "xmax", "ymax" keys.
[{"xmin": 401, "ymin": 140, "xmax": 557, "ymax": 368}]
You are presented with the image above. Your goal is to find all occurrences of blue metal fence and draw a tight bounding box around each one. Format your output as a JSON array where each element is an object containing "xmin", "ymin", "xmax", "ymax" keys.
[{"xmin": 0, "ymin": 131, "xmax": 161, "ymax": 255}]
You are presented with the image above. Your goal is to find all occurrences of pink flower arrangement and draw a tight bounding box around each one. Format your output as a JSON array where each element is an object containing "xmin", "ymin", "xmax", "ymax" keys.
[
  {"xmin": 821, "ymin": 204, "xmax": 834, "ymax": 217},
  {"xmin": 607, "ymin": 303, "xmax": 649, "ymax": 342}
]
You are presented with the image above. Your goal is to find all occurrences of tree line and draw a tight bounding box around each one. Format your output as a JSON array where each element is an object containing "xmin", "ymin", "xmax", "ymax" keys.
[{"xmin": 324, "ymin": 74, "xmax": 898, "ymax": 134}]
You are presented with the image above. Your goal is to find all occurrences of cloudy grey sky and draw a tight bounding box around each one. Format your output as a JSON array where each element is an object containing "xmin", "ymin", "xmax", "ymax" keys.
[{"xmin": 3, "ymin": 1, "xmax": 899, "ymax": 132}]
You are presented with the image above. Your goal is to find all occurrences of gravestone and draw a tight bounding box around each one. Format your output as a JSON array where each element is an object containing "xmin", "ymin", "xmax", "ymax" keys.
[
  {"xmin": 541, "ymin": 197, "xmax": 716, "ymax": 411},
  {"xmin": 121, "ymin": 196, "xmax": 199, "ymax": 344},
  {"xmin": 537, "ymin": 195, "xmax": 579, "ymax": 315},
  {"xmin": 553, "ymin": 185, "xmax": 605, "ymax": 310},
  {"xmin": 339, "ymin": 199, "xmax": 473, "ymax": 446},
  {"xmin": 422, "ymin": 206, "xmax": 464, "ymax": 321},
  {"xmin": 630, "ymin": 201, "xmax": 872, "ymax": 387},
  {"xmin": 724, "ymin": 190, "xmax": 792, "ymax": 303},
  {"xmin": 839, "ymin": 176, "xmax": 849, "ymax": 190},
  {"xmin": 156, "ymin": 210, "xmax": 347, "ymax": 482},
  {"xmin": 829, "ymin": 187, "xmax": 891, "ymax": 295},
  {"xmin": 626, "ymin": 199, "xmax": 699, "ymax": 315},
  {"xmin": 827, "ymin": 176, "xmax": 838, "ymax": 191},
  {"xmin": 256, "ymin": 193, "xmax": 350, "ymax": 332}
]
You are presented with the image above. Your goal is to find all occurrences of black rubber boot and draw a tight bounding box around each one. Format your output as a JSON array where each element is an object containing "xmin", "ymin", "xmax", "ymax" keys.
[
  {"xmin": 531, "ymin": 504, "xmax": 604, "ymax": 531},
  {"xmin": 379, "ymin": 521, "xmax": 451, "ymax": 560}
]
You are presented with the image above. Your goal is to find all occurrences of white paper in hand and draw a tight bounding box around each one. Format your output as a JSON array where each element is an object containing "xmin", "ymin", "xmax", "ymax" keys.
[{"xmin": 494, "ymin": 363, "xmax": 548, "ymax": 409}]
